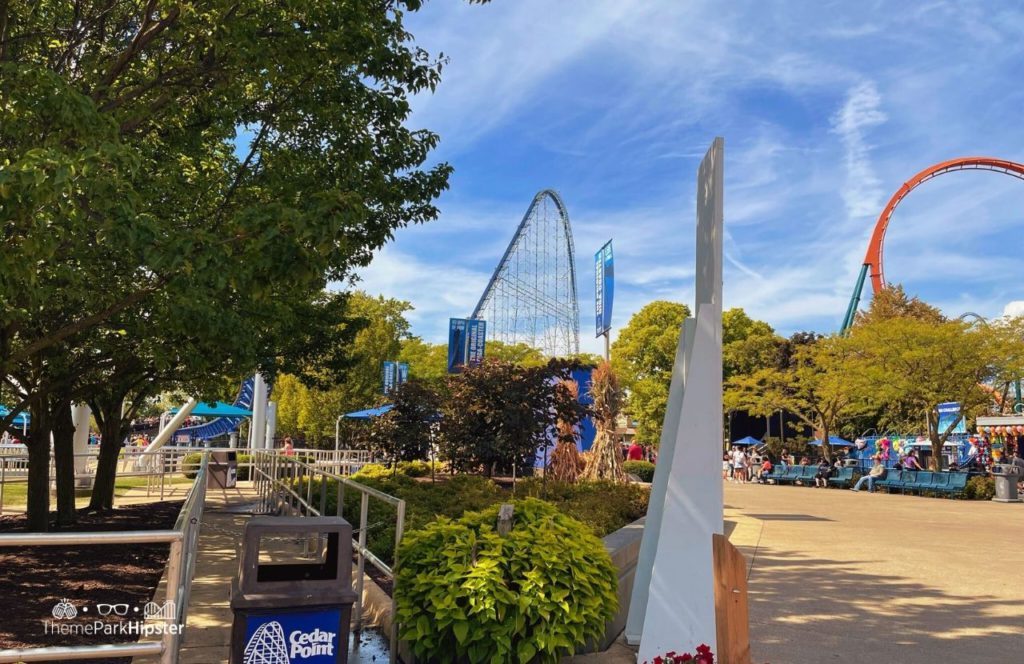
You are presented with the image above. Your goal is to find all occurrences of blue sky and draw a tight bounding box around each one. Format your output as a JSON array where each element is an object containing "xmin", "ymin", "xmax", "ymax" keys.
[{"xmin": 354, "ymin": 0, "xmax": 1024, "ymax": 354}]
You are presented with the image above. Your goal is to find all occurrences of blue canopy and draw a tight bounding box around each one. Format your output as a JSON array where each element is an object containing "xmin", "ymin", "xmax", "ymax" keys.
[
  {"xmin": 0, "ymin": 406, "xmax": 29, "ymax": 426},
  {"xmin": 808, "ymin": 436, "xmax": 853, "ymax": 447},
  {"xmin": 730, "ymin": 436, "xmax": 761, "ymax": 446},
  {"xmin": 172, "ymin": 401, "xmax": 253, "ymax": 418},
  {"xmin": 344, "ymin": 405, "xmax": 394, "ymax": 419}
]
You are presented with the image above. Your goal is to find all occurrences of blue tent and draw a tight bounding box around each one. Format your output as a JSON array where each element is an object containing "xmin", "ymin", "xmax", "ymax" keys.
[
  {"xmin": 344, "ymin": 405, "xmax": 394, "ymax": 419},
  {"xmin": 730, "ymin": 436, "xmax": 761, "ymax": 446},
  {"xmin": 172, "ymin": 401, "xmax": 253, "ymax": 418},
  {"xmin": 0, "ymin": 406, "xmax": 29, "ymax": 427},
  {"xmin": 808, "ymin": 436, "xmax": 852, "ymax": 447}
]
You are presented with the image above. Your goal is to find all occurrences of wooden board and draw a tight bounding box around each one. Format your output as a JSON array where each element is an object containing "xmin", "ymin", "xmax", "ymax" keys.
[{"xmin": 713, "ymin": 533, "xmax": 751, "ymax": 664}]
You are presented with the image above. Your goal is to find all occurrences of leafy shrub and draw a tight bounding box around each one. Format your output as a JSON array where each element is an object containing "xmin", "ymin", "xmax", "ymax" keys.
[
  {"xmin": 517, "ymin": 478, "xmax": 649, "ymax": 537},
  {"xmin": 965, "ymin": 476, "xmax": 995, "ymax": 500},
  {"xmin": 291, "ymin": 473, "xmax": 505, "ymax": 567},
  {"xmin": 623, "ymin": 460, "xmax": 655, "ymax": 483},
  {"xmin": 181, "ymin": 452, "xmax": 252, "ymax": 480},
  {"xmin": 395, "ymin": 499, "xmax": 618, "ymax": 663},
  {"xmin": 350, "ymin": 460, "xmax": 439, "ymax": 480},
  {"xmin": 350, "ymin": 463, "xmax": 395, "ymax": 479},
  {"xmin": 397, "ymin": 459, "xmax": 436, "ymax": 477}
]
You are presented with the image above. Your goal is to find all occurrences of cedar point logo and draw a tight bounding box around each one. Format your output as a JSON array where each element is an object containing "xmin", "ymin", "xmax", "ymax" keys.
[
  {"xmin": 244, "ymin": 621, "xmax": 290, "ymax": 664},
  {"xmin": 243, "ymin": 620, "xmax": 337, "ymax": 664}
]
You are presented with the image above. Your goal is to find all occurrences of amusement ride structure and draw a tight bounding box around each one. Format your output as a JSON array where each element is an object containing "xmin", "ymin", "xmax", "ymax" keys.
[
  {"xmin": 841, "ymin": 157, "xmax": 1024, "ymax": 332},
  {"xmin": 471, "ymin": 189, "xmax": 581, "ymax": 357},
  {"xmin": 840, "ymin": 157, "xmax": 1024, "ymax": 415}
]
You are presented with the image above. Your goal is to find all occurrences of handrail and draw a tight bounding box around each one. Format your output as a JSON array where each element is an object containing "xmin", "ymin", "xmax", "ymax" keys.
[
  {"xmin": 249, "ymin": 450, "xmax": 405, "ymax": 664},
  {"xmin": 0, "ymin": 451, "xmax": 210, "ymax": 664}
]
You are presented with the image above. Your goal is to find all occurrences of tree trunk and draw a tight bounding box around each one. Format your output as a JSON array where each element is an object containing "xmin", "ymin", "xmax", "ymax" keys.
[
  {"xmin": 51, "ymin": 396, "xmax": 77, "ymax": 527},
  {"xmin": 25, "ymin": 396, "xmax": 51, "ymax": 532},
  {"xmin": 927, "ymin": 409, "xmax": 945, "ymax": 471},
  {"xmin": 89, "ymin": 415, "xmax": 125, "ymax": 512},
  {"xmin": 819, "ymin": 422, "xmax": 832, "ymax": 462}
]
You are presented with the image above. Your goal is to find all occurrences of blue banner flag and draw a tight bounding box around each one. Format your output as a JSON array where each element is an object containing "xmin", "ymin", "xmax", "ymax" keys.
[
  {"xmin": 448, "ymin": 318, "xmax": 467, "ymax": 373},
  {"xmin": 595, "ymin": 240, "xmax": 614, "ymax": 336},
  {"xmin": 397, "ymin": 362, "xmax": 409, "ymax": 386},
  {"xmin": 448, "ymin": 318, "xmax": 487, "ymax": 373},
  {"xmin": 383, "ymin": 361, "xmax": 396, "ymax": 395}
]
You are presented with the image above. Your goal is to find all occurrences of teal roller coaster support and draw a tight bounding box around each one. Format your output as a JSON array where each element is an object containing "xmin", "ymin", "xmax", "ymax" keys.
[{"xmin": 841, "ymin": 263, "xmax": 869, "ymax": 334}]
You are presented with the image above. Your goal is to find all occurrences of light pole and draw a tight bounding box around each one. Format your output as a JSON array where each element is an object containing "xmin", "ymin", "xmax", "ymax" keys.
[{"xmin": 334, "ymin": 415, "xmax": 344, "ymax": 453}]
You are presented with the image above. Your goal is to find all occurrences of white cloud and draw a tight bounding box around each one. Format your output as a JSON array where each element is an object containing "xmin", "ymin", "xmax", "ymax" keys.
[
  {"xmin": 831, "ymin": 80, "xmax": 888, "ymax": 219},
  {"xmin": 1003, "ymin": 301, "xmax": 1024, "ymax": 318}
]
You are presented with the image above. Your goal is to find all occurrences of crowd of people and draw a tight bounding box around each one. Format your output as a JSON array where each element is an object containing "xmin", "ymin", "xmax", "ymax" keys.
[{"xmin": 723, "ymin": 441, "xmax": 1024, "ymax": 494}]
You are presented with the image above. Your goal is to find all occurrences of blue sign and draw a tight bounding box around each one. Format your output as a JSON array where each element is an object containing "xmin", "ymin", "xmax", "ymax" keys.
[
  {"xmin": 937, "ymin": 402, "xmax": 966, "ymax": 435},
  {"xmin": 397, "ymin": 362, "xmax": 409, "ymax": 386},
  {"xmin": 466, "ymin": 319, "xmax": 486, "ymax": 367},
  {"xmin": 383, "ymin": 361, "xmax": 396, "ymax": 395},
  {"xmin": 243, "ymin": 608, "xmax": 342, "ymax": 664},
  {"xmin": 448, "ymin": 319, "xmax": 467, "ymax": 373},
  {"xmin": 595, "ymin": 240, "xmax": 614, "ymax": 337},
  {"xmin": 448, "ymin": 318, "xmax": 487, "ymax": 373}
]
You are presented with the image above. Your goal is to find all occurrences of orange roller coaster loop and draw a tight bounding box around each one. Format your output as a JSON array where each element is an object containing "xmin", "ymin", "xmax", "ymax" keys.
[{"xmin": 864, "ymin": 157, "xmax": 1024, "ymax": 294}]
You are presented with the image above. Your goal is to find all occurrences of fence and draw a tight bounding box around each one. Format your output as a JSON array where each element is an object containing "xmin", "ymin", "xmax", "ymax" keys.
[
  {"xmin": 249, "ymin": 449, "xmax": 405, "ymax": 662},
  {"xmin": 0, "ymin": 453, "xmax": 209, "ymax": 663}
]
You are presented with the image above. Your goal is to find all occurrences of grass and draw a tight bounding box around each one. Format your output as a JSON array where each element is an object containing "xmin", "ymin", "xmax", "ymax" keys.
[{"xmin": 0, "ymin": 475, "xmax": 194, "ymax": 510}]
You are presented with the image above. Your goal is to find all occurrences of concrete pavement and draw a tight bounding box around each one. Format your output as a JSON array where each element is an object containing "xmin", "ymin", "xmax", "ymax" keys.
[{"xmin": 571, "ymin": 481, "xmax": 1024, "ymax": 663}]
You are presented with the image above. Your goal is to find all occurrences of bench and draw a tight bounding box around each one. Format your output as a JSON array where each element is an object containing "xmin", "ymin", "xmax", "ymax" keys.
[{"xmin": 828, "ymin": 467, "xmax": 855, "ymax": 487}]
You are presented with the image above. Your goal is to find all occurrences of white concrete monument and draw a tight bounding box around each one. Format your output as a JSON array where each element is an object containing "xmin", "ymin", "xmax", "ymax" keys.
[{"xmin": 628, "ymin": 137, "xmax": 724, "ymax": 658}]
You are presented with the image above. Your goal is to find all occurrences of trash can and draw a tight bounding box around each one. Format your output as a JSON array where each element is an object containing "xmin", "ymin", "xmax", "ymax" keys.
[
  {"xmin": 230, "ymin": 516, "xmax": 357, "ymax": 664},
  {"xmin": 209, "ymin": 451, "xmax": 238, "ymax": 489},
  {"xmin": 991, "ymin": 464, "xmax": 1021, "ymax": 503}
]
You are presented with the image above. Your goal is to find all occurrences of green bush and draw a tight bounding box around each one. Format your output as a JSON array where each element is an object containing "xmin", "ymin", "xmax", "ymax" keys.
[
  {"xmin": 288, "ymin": 474, "xmax": 648, "ymax": 569},
  {"xmin": 516, "ymin": 478, "xmax": 649, "ymax": 538},
  {"xmin": 350, "ymin": 459, "xmax": 440, "ymax": 480},
  {"xmin": 965, "ymin": 476, "xmax": 995, "ymax": 500},
  {"xmin": 623, "ymin": 460, "xmax": 655, "ymax": 482},
  {"xmin": 181, "ymin": 451, "xmax": 252, "ymax": 480},
  {"xmin": 395, "ymin": 499, "xmax": 618, "ymax": 664},
  {"xmin": 397, "ymin": 459, "xmax": 437, "ymax": 477}
]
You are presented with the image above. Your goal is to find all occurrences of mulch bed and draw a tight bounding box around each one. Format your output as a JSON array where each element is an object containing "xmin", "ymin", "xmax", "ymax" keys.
[{"xmin": 0, "ymin": 501, "xmax": 183, "ymax": 663}]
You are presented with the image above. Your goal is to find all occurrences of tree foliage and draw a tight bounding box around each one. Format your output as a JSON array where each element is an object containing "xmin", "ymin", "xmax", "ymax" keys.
[
  {"xmin": 439, "ymin": 359, "xmax": 583, "ymax": 476},
  {"xmin": 726, "ymin": 336, "xmax": 862, "ymax": 461},
  {"xmin": 1, "ymin": 1, "xmax": 453, "ymax": 528},
  {"xmin": 613, "ymin": 302, "xmax": 778, "ymax": 446},
  {"xmin": 369, "ymin": 381, "xmax": 442, "ymax": 463}
]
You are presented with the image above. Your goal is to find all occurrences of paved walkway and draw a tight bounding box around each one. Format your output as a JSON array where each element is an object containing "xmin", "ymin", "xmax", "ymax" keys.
[
  {"xmin": 572, "ymin": 482, "xmax": 1024, "ymax": 664},
  {"xmin": 136, "ymin": 480, "xmax": 1023, "ymax": 663}
]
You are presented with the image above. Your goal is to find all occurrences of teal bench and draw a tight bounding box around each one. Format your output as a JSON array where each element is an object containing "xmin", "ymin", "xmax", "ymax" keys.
[{"xmin": 828, "ymin": 467, "xmax": 855, "ymax": 487}]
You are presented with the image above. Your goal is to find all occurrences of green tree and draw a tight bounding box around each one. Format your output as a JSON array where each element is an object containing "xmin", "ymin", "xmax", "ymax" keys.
[
  {"xmin": 274, "ymin": 292, "xmax": 412, "ymax": 446},
  {"xmin": 854, "ymin": 284, "xmax": 944, "ymax": 326},
  {"xmin": 722, "ymin": 308, "xmax": 785, "ymax": 380},
  {"xmin": 611, "ymin": 301, "xmax": 690, "ymax": 446},
  {"xmin": 2, "ymin": 1, "xmax": 455, "ymax": 529},
  {"xmin": 841, "ymin": 317, "xmax": 1018, "ymax": 468},
  {"xmin": 368, "ymin": 381, "xmax": 442, "ymax": 464},
  {"xmin": 398, "ymin": 338, "xmax": 449, "ymax": 384},
  {"xmin": 439, "ymin": 359, "xmax": 582, "ymax": 477},
  {"xmin": 726, "ymin": 336, "xmax": 862, "ymax": 461}
]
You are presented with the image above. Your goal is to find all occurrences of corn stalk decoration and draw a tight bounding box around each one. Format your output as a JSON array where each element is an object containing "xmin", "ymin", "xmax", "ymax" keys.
[
  {"xmin": 547, "ymin": 379, "xmax": 585, "ymax": 482},
  {"xmin": 583, "ymin": 361, "xmax": 625, "ymax": 482}
]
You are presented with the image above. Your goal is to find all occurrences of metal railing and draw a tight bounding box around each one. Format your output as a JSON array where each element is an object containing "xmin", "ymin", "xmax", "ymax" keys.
[
  {"xmin": 0, "ymin": 453, "xmax": 209, "ymax": 663},
  {"xmin": 249, "ymin": 449, "xmax": 404, "ymax": 662}
]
